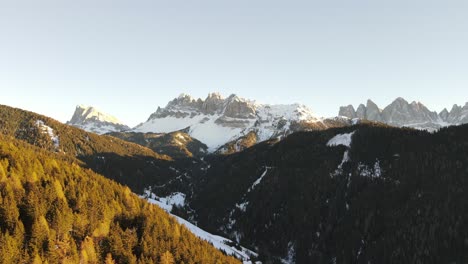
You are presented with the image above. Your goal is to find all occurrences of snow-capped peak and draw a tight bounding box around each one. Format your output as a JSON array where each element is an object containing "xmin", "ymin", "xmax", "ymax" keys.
[
  {"xmin": 74, "ymin": 105, "xmax": 124, "ymax": 125},
  {"xmin": 134, "ymin": 92, "xmax": 328, "ymax": 151},
  {"xmin": 67, "ymin": 105, "xmax": 130, "ymax": 134}
]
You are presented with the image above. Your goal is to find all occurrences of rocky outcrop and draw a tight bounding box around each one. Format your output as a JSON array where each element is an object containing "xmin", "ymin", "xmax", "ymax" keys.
[
  {"xmin": 366, "ymin": 99, "xmax": 383, "ymax": 122},
  {"xmin": 339, "ymin": 105, "xmax": 356, "ymax": 119},
  {"xmin": 223, "ymin": 95, "xmax": 256, "ymax": 119}
]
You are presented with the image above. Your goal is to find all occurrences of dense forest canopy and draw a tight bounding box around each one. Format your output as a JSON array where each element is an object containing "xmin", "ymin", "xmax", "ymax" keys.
[{"xmin": 0, "ymin": 134, "xmax": 240, "ymax": 263}]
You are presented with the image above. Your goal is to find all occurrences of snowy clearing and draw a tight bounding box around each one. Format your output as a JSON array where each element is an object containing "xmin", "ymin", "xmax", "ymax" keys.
[{"xmin": 326, "ymin": 131, "xmax": 355, "ymax": 147}]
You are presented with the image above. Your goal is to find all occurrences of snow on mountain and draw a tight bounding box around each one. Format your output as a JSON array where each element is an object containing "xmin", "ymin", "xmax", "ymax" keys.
[
  {"xmin": 67, "ymin": 105, "xmax": 130, "ymax": 134},
  {"xmin": 338, "ymin": 98, "xmax": 467, "ymax": 131},
  {"xmin": 143, "ymin": 190, "xmax": 259, "ymax": 263},
  {"xmin": 326, "ymin": 131, "xmax": 355, "ymax": 148},
  {"xmin": 35, "ymin": 120, "xmax": 60, "ymax": 150},
  {"xmin": 134, "ymin": 93, "xmax": 330, "ymax": 151}
]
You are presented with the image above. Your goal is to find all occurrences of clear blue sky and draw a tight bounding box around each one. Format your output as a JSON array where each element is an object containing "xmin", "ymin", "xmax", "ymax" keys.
[{"xmin": 1, "ymin": 0, "xmax": 467, "ymax": 126}]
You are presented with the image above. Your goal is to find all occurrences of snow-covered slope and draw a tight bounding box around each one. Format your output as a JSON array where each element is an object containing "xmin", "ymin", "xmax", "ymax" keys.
[
  {"xmin": 338, "ymin": 98, "xmax": 465, "ymax": 131},
  {"xmin": 135, "ymin": 93, "xmax": 340, "ymax": 151},
  {"xmin": 143, "ymin": 190, "xmax": 259, "ymax": 263},
  {"xmin": 67, "ymin": 105, "xmax": 130, "ymax": 134}
]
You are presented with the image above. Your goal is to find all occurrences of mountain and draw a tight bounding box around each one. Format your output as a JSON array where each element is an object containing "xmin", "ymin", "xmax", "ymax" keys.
[
  {"xmin": 3, "ymin": 102, "xmax": 468, "ymax": 263},
  {"xmin": 149, "ymin": 123, "xmax": 468, "ymax": 263},
  {"xmin": 0, "ymin": 104, "xmax": 165, "ymax": 159},
  {"xmin": 0, "ymin": 131, "xmax": 241, "ymax": 263},
  {"xmin": 338, "ymin": 98, "xmax": 468, "ymax": 130},
  {"xmin": 67, "ymin": 105, "xmax": 130, "ymax": 134},
  {"xmin": 135, "ymin": 93, "xmax": 351, "ymax": 151},
  {"xmin": 107, "ymin": 131, "xmax": 209, "ymax": 159},
  {"xmin": 0, "ymin": 104, "xmax": 191, "ymax": 194}
]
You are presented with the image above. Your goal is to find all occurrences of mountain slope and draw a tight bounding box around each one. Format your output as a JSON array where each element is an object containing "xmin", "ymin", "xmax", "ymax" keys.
[
  {"xmin": 67, "ymin": 105, "xmax": 130, "ymax": 134},
  {"xmin": 0, "ymin": 104, "xmax": 162, "ymax": 159},
  {"xmin": 150, "ymin": 123, "xmax": 468, "ymax": 263},
  {"xmin": 108, "ymin": 130, "xmax": 209, "ymax": 159},
  {"xmin": 0, "ymin": 104, "xmax": 189, "ymax": 194},
  {"xmin": 135, "ymin": 93, "xmax": 350, "ymax": 151},
  {"xmin": 0, "ymin": 134, "xmax": 240, "ymax": 263}
]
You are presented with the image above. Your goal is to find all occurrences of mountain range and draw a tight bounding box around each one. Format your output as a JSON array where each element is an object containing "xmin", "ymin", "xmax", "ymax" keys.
[
  {"xmin": 1, "ymin": 101, "xmax": 468, "ymax": 263},
  {"xmin": 67, "ymin": 93, "xmax": 468, "ymax": 155},
  {"xmin": 339, "ymin": 97, "xmax": 468, "ymax": 131}
]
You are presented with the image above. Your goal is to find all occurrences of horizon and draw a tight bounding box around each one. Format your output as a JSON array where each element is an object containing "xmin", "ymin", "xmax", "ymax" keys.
[
  {"xmin": 4, "ymin": 91, "xmax": 467, "ymax": 128},
  {"xmin": 1, "ymin": 0, "xmax": 467, "ymax": 126}
]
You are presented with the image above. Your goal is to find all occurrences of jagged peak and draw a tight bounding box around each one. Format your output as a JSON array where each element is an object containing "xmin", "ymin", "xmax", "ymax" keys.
[
  {"xmin": 177, "ymin": 93, "xmax": 194, "ymax": 100},
  {"xmin": 69, "ymin": 105, "xmax": 125, "ymax": 126},
  {"xmin": 366, "ymin": 99, "xmax": 380, "ymax": 109},
  {"xmin": 450, "ymin": 104, "xmax": 461, "ymax": 112},
  {"xmin": 395, "ymin": 97, "xmax": 408, "ymax": 102},
  {"xmin": 206, "ymin": 92, "xmax": 224, "ymax": 100}
]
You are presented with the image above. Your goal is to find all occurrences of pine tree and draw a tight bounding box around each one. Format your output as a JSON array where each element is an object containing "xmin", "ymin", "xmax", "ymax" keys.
[
  {"xmin": 105, "ymin": 253, "xmax": 116, "ymax": 264},
  {"xmin": 159, "ymin": 251, "xmax": 175, "ymax": 264}
]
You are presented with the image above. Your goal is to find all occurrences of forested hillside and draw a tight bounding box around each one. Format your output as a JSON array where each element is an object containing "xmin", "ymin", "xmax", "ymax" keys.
[
  {"xmin": 0, "ymin": 134, "xmax": 240, "ymax": 263},
  {"xmin": 0, "ymin": 105, "xmax": 185, "ymax": 193},
  {"xmin": 107, "ymin": 131, "xmax": 208, "ymax": 159},
  {"xmin": 0, "ymin": 105, "xmax": 166, "ymax": 159},
  {"xmin": 154, "ymin": 124, "xmax": 468, "ymax": 263},
  {"xmin": 3, "ymin": 103, "xmax": 468, "ymax": 263}
]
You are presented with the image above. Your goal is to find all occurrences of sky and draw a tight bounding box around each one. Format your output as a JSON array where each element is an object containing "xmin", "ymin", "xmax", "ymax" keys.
[{"xmin": 1, "ymin": 0, "xmax": 467, "ymax": 127}]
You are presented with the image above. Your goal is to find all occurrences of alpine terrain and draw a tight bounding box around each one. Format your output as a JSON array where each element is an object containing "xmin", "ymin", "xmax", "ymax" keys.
[
  {"xmin": 133, "ymin": 93, "xmax": 351, "ymax": 152},
  {"xmin": 339, "ymin": 97, "xmax": 468, "ymax": 131},
  {"xmin": 67, "ymin": 105, "xmax": 130, "ymax": 134},
  {"xmin": 4, "ymin": 94, "xmax": 468, "ymax": 264}
]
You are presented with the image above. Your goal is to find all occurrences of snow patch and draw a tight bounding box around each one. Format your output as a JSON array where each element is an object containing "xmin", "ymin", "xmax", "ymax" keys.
[
  {"xmin": 358, "ymin": 160, "xmax": 382, "ymax": 179},
  {"xmin": 281, "ymin": 242, "xmax": 296, "ymax": 264},
  {"xmin": 144, "ymin": 190, "xmax": 186, "ymax": 212},
  {"xmin": 248, "ymin": 167, "xmax": 271, "ymax": 193},
  {"xmin": 331, "ymin": 150, "xmax": 349, "ymax": 178},
  {"xmin": 35, "ymin": 120, "xmax": 59, "ymax": 149},
  {"xmin": 236, "ymin": 202, "xmax": 249, "ymax": 212},
  {"xmin": 358, "ymin": 160, "xmax": 382, "ymax": 178},
  {"xmin": 173, "ymin": 215, "xmax": 258, "ymax": 262},
  {"xmin": 326, "ymin": 131, "xmax": 355, "ymax": 147}
]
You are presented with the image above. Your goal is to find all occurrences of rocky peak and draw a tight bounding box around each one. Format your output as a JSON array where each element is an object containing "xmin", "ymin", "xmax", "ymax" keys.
[
  {"xmin": 338, "ymin": 98, "xmax": 468, "ymax": 131},
  {"xmin": 356, "ymin": 104, "xmax": 367, "ymax": 119},
  {"xmin": 439, "ymin": 108, "xmax": 449, "ymax": 121},
  {"xmin": 202, "ymin": 93, "xmax": 225, "ymax": 114},
  {"xmin": 70, "ymin": 105, "xmax": 122, "ymax": 125},
  {"xmin": 135, "ymin": 92, "xmax": 336, "ymax": 151},
  {"xmin": 339, "ymin": 105, "xmax": 356, "ymax": 118},
  {"xmin": 167, "ymin": 93, "xmax": 199, "ymax": 109},
  {"xmin": 223, "ymin": 94, "xmax": 256, "ymax": 119},
  {"xmin": 67, "ymin": 105, "xmax": 129, "ymax": 134},
  {"xmin": 366, "ymin": 99, "xmax": 383, "ymax": 122},
  {"xmin": 447, "ymin": 104, "xmax": 462, "ymax": 124}
]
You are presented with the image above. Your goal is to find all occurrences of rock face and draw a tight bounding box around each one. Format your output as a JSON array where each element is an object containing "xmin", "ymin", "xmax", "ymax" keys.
[
  {"xmin": 135, "ymin": 93, "xmax": 350, "ymax": 151},
  {"xmin": 366, "ymin": 99, "xmax": 383, "ymax": 122},
  {"xmin": 338, "ymin": 105, "xmax": 356, "ymax": 119},
  {"xmin": 338, "ymin": 98, "xmax": 468, "ymax": 130},
  {"xmin": 68, "ymin": 105, "xmax": 130, "ymax": 134}
]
